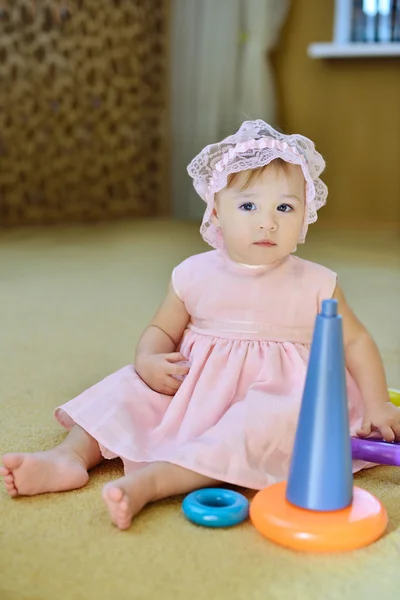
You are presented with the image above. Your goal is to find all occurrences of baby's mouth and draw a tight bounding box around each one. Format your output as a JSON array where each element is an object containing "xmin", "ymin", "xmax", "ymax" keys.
[{"xmin": 253, "ymin": 240, "xmax": 277, "ymax": 247}]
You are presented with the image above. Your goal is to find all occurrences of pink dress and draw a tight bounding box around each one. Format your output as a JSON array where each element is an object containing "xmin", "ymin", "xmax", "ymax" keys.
[{"xmin": 55, "ymin": 250, "xmax": 370, "ymax": 489}]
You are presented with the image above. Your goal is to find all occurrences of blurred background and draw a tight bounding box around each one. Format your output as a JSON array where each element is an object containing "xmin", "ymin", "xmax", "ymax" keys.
[{"xmin": 0, "ymin": 0, "xmax": 399, "ymax": 230}]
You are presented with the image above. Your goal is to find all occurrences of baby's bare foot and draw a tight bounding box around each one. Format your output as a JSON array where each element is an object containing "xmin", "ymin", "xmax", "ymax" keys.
[
  {"xmin": 102, "ymin": 471, "xmax": 156, "ymax": 530},
  {"xmin": 0, "ymin": 449, "xmax": 89, "ymax": 496},
  {"xmin": 102, "ymin": 462, "xmax": 219, "ymax": 531}
]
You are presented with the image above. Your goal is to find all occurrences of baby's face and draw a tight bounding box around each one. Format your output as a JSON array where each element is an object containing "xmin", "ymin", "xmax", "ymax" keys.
[{"xmin": 213, "ymin": 164, "xmax": 306, "ymax": 265}]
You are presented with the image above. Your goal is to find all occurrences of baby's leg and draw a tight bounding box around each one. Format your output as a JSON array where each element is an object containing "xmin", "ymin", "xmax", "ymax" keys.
[
  {"xmin": 102, "ymin": 462, "xmax": 220, "ymax": 530},
  {"xmin": 1, "ymin": 425, "xmax": 103, "ymax": 497}
]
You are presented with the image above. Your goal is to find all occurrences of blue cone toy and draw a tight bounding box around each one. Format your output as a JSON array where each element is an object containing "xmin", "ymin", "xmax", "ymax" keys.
[{"xmin": 286, "ymin": 298, "xmax": 353, "ymax": 511}]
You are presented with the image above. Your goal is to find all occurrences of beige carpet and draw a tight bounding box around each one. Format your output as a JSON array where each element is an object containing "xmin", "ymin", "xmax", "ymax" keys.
[{"xmin": 1, "ymin": 219, "xmax": 400, "ymax": 600}]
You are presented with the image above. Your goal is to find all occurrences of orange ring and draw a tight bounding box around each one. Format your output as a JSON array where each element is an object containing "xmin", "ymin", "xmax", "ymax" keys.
[{"xmin": 250, "ymin": 482, "xmax": 387, "ymax": 553}]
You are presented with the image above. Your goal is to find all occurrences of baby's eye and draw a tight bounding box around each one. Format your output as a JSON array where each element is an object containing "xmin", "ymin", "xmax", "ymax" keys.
[
  {"xmin": 239, "ymin": 202, "xmax": 256, "ymax": 212},
  {"xmin": 277, "ymin": 203, "xmax": 293, "ymax": 213}
]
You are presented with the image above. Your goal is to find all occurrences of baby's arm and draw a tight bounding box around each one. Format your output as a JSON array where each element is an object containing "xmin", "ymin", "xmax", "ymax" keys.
[
  {"xmin": 333, "ymin": 284, "xmax": 400, "ymax": 441},
  {"xmin": 134, "ymin": 281, "xmax": 191, "ymax": 395}
]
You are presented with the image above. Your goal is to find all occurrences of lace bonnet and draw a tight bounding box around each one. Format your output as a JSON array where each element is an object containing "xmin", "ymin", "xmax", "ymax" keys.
[{"xmin": 187, "ymin": 119, "xmax": 328, "ymax": 249}]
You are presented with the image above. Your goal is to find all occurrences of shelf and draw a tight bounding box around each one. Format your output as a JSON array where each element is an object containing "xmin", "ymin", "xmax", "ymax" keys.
[{"xmin": 308, "ymin": 42, "xmax": 400, "ymax": 59}]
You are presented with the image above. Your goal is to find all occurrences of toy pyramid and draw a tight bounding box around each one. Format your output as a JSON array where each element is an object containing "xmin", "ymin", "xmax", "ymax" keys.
[{"xmin": 250, "ymin": 299, "xmax": 388, "ymax": 552}]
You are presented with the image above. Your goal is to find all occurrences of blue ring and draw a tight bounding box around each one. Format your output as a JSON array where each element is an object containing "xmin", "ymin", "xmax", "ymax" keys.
[{"xmin": 182, "ymin": 488, "xmax": 249, "ymax": 528}]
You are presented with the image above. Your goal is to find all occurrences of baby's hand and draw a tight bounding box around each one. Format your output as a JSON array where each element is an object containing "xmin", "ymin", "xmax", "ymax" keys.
[
  {"xmin": 357, "ymin": 402, "xmax": 400, "ymax": 442},
  {"xmin": 135, "ymin": 352, "xmax": 190, "ymax": 396}
]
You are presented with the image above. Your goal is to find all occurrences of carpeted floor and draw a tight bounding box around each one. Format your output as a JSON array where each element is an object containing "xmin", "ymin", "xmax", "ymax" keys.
[{"xmin": 1, "ymin": 219, "xmax": 400, "ymax": 600}]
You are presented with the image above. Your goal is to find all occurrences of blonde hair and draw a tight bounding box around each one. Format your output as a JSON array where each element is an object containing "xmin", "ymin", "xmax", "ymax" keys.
[{"xmin": 226, "ymin": 159, "xmax": 294, "ymax": 191}]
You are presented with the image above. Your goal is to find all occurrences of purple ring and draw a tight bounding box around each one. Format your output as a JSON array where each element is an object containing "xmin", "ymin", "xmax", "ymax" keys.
[{"xmin": 351, "ymin": 437, "xmax": 400, "ymax": 466}]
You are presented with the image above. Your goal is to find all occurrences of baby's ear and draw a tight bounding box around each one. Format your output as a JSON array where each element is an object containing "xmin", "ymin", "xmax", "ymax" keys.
[{"xmin": 211, "ymin": 206, "xmax": 219, "ymax": 226}]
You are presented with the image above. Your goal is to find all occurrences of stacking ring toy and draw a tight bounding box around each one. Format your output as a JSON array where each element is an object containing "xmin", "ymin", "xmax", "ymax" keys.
[
  {"xmin": 352, "ymin": 436, "xmax": 400, "ymax": 466},
  {"xmin": 182, "ymin": 488, "xmax": 249, "ymax": 528}
]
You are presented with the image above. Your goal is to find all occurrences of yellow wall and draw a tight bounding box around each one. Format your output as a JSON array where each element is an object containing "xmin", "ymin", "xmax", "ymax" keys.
[{"xmin": 272, "ymin": 0, "xmax": 400, "ymax": 230}]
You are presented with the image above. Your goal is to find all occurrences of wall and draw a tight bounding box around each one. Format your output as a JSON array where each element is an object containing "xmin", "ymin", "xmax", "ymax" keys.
[
  {"xmin": 0, "ymin": 0, "xmax": 170, "ymax": 227},
  {"xmin": 272, "ymin": 0, "xmax": 400, "ymax": 230}
]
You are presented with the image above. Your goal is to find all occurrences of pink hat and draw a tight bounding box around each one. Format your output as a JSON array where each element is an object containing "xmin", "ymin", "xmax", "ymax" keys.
[{"xmin": 187, "ymin": 120, "xmax": 327, "ymax": 249}]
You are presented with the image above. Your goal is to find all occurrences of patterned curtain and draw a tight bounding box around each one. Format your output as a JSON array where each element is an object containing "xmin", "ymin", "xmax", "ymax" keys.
[{"xmin": 0, "ymin": 0, "xmax": 170, "ymax": 226}]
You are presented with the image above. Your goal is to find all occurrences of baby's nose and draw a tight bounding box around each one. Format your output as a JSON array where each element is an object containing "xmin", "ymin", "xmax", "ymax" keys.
[{"xmin": 259, "ymin": 212, "xmax": 278, "ymax": 231}]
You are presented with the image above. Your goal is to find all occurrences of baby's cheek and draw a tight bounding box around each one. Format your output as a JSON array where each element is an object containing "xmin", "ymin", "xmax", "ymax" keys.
[{"xmin": 223, "ymin": 219, "xmax": 245, "ymax": 240}]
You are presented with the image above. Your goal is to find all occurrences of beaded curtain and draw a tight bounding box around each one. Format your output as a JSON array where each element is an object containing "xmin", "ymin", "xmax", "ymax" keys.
[{"xmin": 0, "ymin": 0, "xmax": 169, "ymax": 226}]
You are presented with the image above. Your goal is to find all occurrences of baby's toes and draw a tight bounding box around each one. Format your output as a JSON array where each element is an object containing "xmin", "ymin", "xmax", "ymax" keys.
[
  {"xmin": 119, "ymin": 496, "xmax": 129, "ymax": 512},
  {"xmin": 5, "ymin": 481, "xmax": 17, "ymax": 496},
  {"xmin": 114, "ymin": 496, "xmax": 132, "ymax": 529},
  {"xmin": 116, "ymin": 514, "xmax": 132, "ymax": 530},
  {"xmin": 115, "ymin": 499, "xmax": 129, "ymax": 520}
]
